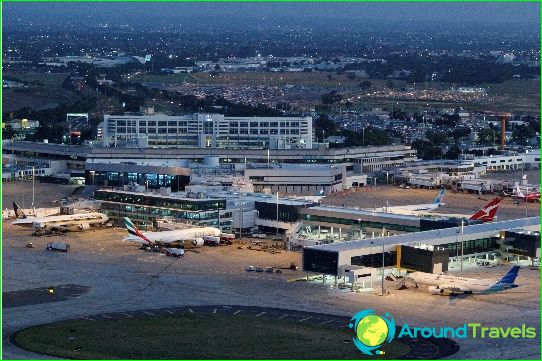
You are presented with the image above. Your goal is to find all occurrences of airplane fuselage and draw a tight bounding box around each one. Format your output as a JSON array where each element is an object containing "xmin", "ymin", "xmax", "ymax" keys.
[
  {"xmin": 409, "ymin": 272, "xmax": 516, "ymax": 293},
  {"xmin": 13, "ymin": 213, "xmax": 109, "ymax": 230},
  {"xmin": 124, "ymin": 226, "xmax": 222, "ymax": 244}
]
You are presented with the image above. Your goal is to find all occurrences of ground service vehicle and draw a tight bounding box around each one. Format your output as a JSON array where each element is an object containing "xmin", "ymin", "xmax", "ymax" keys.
[
  {"xmin": 46, "ymin": 242, "xmax": 70, "ymax": 252},
  {"xmin": 203, "ymin": 236, "xmax": 221, "ymax": 246},
  {"xmin": 165, "ymin": 248, "xmax": 185, "ymax": 257}
]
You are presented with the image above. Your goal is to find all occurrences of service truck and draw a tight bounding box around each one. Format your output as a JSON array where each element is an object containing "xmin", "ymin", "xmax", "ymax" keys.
[
  {"xmin": 164, "ymin": 248, "xmax": 185, "ymax": 257},
  {"xmin": 46, "ymin": 242, "xmax": 70, "ymax": 252},
  {"xmin": 203, "ymin": 236, "xmax": 221, "ymax": 246}
]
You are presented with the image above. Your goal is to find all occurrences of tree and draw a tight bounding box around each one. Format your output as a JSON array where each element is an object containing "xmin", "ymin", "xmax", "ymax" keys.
[
  {"xmin": 321, "ymin": 90, "xmax": 343, "ymax": 105},
  {"xmin": 358, "ymin": 80, "xmax": 372, "ymax": 90},
  {"xmin": 411, "ymin": 139, "xmax": 443, "ymax": 160},
  {"xmin": 2, "ymin": 124, "xmax": 16, "ymax": 139},
  {"xmin": 425, "ymin": 130, "xmax": 447, "ymax": 146},
  {"xmin": 449, "ymin": 127, "xmax": 471, "ymax": 142},
  {"xmin": 314, "ymin": 115, "xmax": 337, "ymax": 135},
  {"xmin": 439, "ymin": 114, "xmax": 460, "ymax": 128},
  {"xmin": 512, "ymin": 124, "xmax": 537, "ymax": 145},
  {"xmin": 444, "ymin": 144, "xmax": 461, "ymax": 159},
  {"xmin": 477, "ymin": 128, "xmax": 497, "ymax": 145}
]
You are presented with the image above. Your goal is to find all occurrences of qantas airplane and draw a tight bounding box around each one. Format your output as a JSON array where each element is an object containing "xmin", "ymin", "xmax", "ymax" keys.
[
  {"xmin": 11, "ymin": 202, "xmax": 109, "ymax": 231},
  {"xmin": 513, "ymin": 185, "xmax": 540, "ymax": 203},
  {"xmin": 123, "ymin": 217, "xmax": 233, "ymax": 249},
  {"xmin": 407, "ymin": 266, "xmax": 520, "ymax": 295},
  {"xmin": 382, "ymin": 197, "xmax": 502, "ymax": 223}
]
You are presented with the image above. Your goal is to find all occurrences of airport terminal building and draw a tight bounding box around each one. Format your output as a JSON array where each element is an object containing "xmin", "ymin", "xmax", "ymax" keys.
[
  {"xmin": 302, "ymin": 217, "xmax": 540, "ymax": 276},
  {"xmin": 94, "ymin": 189, "xmax": 232, "ymax": 229},
  {"xmin": 102, "ymin": 113, "xmax": 313, "ymax": 149}
]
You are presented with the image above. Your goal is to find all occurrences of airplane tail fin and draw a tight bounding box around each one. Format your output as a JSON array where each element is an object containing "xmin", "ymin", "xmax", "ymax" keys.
[
  {"xmin": 496, "ymin": 266, "xmax": 520, "ymax": 285},
  {"xmin": 433, "ymin": 188, "xmax": 446, "ymax": 204},
  {"xmin": 13, "ymin": 202, "xmax": 27, "ymax": 219},
  {"xmin": 124, "ymin": 217, "xmax": 152, "ymax": 244},
  {"xmin": 469, "ymin": 197, "xmax": 502, "ymax": 222}
]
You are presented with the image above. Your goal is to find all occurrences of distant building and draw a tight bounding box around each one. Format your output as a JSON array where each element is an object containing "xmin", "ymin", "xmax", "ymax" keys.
[
  {"xmin": 2, "ymin": 119, "xmax": 40, "ymax": 139},
  {"xmin": 2, "ymin": 80, "xmax": 24, "ymax": 88},
  {"xmin": 244, "ymin": 164, "xmax": 346, "ymax": 195},
  {"xmin": 457, "ymin": 87, "xmax": 486, "ymax": 94},
  {"xmin": 326, "ymin": 136, "xmax": 346, "ymax": 144},
  {"xmin": 172, "ymin": 67, "xmax": 194, "ymax": 73},
  {"xmin": 102, "ymin": 113, "xmax": 313, "ymax": 150}
]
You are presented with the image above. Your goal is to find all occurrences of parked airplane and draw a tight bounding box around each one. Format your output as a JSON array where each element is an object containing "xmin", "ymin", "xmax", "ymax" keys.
[
  {"xmin": 514, "ymin": 185, "xmax": 540, "ymax": 203},
  {"xmin": 406, "ymin": 266, "xmax": 520, "ymax": 295},
  {"xmin": 12, "ymin": 204, "xmax": 109, "ymax": 232},
  {"xmin": 376, "ymin": 188, "xmax": 445, "ymax": 213},
  {"xmin": 2, "ymin": 202, "xmax": 59, "ymax": 220},
  {"xmin": 123, "ymin": 217, "xmax": 225, "ymax": 248},
  {"xmin": 384, "ymin": 197, "xmax": 502, "ymax": 223}
]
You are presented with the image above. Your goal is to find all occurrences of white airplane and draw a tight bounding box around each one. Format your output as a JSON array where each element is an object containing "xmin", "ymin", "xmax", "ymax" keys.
[
  {"xmin": 2, "ymin": 202, "xmax": 59, "ymax": 220},
  {"xmin": 123, "ymin": 217, "xmax": 228, "ymax": 248},
  {"xmin": 381, "ymin": 197, "xmax": 502, "ymax": 223},
  {"xmin": 407, "ymin": 266, "xmax": 520, "ymax": 295},
  {"xmin": 513, "ymin": 185, "xmax": 540, "ymax": 203},
  {"xmin": 375, "ymin": 188, "xmax": 445, "ymax": 213},
  {"xmin": 12, "ymin": 204, "xmax": 109, "ymax": 232}
]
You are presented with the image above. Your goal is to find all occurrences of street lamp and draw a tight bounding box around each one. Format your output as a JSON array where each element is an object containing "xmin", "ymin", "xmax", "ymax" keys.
[
  {"xmin": 275, "ymin": 192, "xmax": 279, "ymax": 238},
  {"xmin": 356, "ymin": 218, "xmax": 362, "ymax": 240}
]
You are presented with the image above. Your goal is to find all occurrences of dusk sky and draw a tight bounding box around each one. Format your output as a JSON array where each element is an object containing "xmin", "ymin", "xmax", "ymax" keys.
[{"xmin": 4, "ymin": 2, "xmax": 540, "ymax": 27}]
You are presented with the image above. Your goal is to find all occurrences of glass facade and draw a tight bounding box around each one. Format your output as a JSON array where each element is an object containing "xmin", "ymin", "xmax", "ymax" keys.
[
  {"xmin": 351, "ymin": 252, "xmax": 397, "ymax": 268},
  {"xmin": 94, "ymin": 190, "xmax": 230, "ymax": 228},
  {"xmin": 86, "ymin": 171, "xmax": 190, "ymax": 191},
  {"xmin": 303, "ymin": 249, "xmax": 339, "ymax": 275},
  {"xmin": 300, "ymin": 214, "xmax": 420, "ymax": 232},
  {"xmin": 438, "ymin": 237, "xmax": 498, "ymax": 256}
]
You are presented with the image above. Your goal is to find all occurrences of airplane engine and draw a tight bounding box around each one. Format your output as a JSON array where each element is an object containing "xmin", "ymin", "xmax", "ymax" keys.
[
  {"xmin": 428, "ymin": 286, "xmax": 444, "ymax": 295},
  {"xmin": 32, "ymin": 221, "xmax": 47, "ymax": 229},
  {"xmin": 192, "ymin": 238, "xmax": 204, "ymax": 246},
  {"xmin": 78, "ymin": 223, "xmax": 90, "ymax": 230}
]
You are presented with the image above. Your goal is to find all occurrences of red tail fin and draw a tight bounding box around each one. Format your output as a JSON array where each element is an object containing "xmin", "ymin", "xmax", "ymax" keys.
[{"xmin": 469, "ymin": 198, "xmax": 502, "ymax": 222}]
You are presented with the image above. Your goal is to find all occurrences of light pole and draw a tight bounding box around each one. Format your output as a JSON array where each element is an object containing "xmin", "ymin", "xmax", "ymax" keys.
[
  {"xmin": 357, "ymin": 218, "xmax": 361, "ymax": 239},
  {"xmin": 276, "ymin": 192, "xmax": 279, "ymax": 239},
  {"xmin": 31, "ymin": 166, "xmax": 35, "ymax": 214},
  {"xmin": 460, "ymin": 218, "xmax": 464, "ymax": 274},
  {"xmin": 381, "ymin": 242, "xmax": 385, "ymax": 295}
]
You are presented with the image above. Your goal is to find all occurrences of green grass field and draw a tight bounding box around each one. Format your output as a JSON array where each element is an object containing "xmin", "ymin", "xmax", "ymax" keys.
[
  {"xmin": 15, "ymin": 314, "xmax": 410, "ymax": 359},
  {"xmin": 5, "ymin": 72, "xmax": 68, "ymax": 88}
]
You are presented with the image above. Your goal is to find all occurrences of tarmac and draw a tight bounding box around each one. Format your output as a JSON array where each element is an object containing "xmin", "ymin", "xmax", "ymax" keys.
[{"xmin": 2, "ymin": 182, "xmax": 540, "ymax": 359}]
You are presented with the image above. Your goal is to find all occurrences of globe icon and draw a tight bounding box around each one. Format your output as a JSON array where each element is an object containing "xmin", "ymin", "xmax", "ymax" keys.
[{"xmin": 356, "ymin": 314, "xmax": 389, "ymax": 347}]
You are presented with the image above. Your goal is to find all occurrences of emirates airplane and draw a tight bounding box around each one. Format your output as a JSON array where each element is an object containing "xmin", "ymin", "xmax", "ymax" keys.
[{"xmin": 123, "ymin": 217, "xmax": 234, "ymax": 248}]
